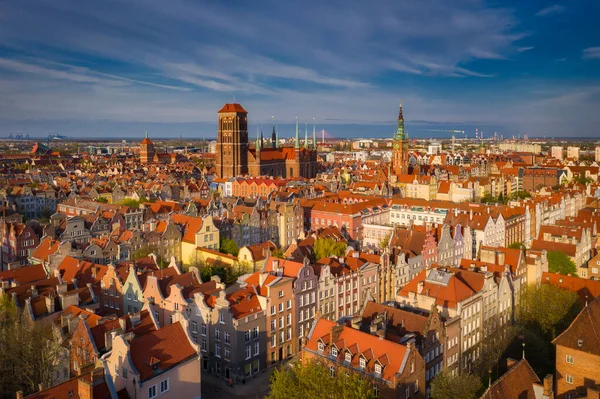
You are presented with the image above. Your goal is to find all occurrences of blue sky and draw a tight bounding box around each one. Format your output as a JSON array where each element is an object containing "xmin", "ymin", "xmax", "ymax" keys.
[{"xmin": 1, "ymin": 0, "xmax": 599, "ymax": 139}]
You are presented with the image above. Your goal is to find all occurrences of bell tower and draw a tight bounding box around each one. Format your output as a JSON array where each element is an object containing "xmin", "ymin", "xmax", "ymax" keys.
[
  {"xmin": 216, "ymin": 103, "xmax": 248, "ymax": 178},
  {"xmin": 392, "ymin": 100, "xmax": 409, "ymax": 175}
]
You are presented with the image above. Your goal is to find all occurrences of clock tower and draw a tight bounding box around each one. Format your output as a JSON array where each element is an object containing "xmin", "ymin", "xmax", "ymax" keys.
[{"xmin": 392, "ymin": 101, "xmax": 409, "ymax": 175}]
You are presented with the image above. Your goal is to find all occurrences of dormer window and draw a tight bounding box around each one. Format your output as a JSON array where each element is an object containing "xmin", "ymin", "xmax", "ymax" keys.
[
  {"xmin": 360, "ymin": 358, "xmax": 366, "ymax": 369},
  {"xmin": 331, "ymin": 347, "xmax": 338, "ymax": 357},
  {"xmin": 345, "ymin": 352, "xmax": 351, "ymax": 363},
  {"xmin": 374, "ymin": 364, "xmax": 382, "ymax": 375},
  {"xmin": 318, "ymin": 342, "xmax": 324, "ymax": 352}
]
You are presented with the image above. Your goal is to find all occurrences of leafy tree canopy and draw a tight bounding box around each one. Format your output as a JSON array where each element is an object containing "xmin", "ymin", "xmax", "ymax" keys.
[
  {"xmin": 430, "ymin": 371, "xmax": 481, "ymax": 399},
  {"xmin": 219, "ymin": 238, "xmax": 239, "ymax": 256},
  {"xmin": 267, "ymin": 360, "xmax": 376, "ymax": 399},
  {"xmin": 547, "ymin": 251, "xmax": 578, "ymax": 276},
  {"xmin": 314, "ymin": 238, "xmax": 347, "ymax": 261},
  {"xmin": 0, "ymin": 294, "xmax": 64, "ymax": 399},
  {"xmin": 518, "ymin": 283, "xmax": 580, "ymax": 338}
]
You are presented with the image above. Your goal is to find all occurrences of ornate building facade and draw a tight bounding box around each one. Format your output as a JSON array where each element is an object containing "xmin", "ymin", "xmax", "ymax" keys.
[
  {"xmin": 392, "ymin": 101, "xmax": 409, "ymax": 175},
  {"xmin": 216, "ymin": 103, "xmax": 319, "ymax": 179}
]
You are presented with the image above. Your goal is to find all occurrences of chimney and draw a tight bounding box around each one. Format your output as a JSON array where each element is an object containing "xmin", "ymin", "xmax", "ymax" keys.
[
  {"xmin": 506, "ymin": 358, "xmax": 517, "ymax": 369},
  {"xmin": 497, "ymin": 251, "xmax": 505, "ymax": 266},
  {"xmin": 118, "ymin": 317, "xmax": 126, "ymax": 331},
  {"xmin": 351, "ymin": 315, "xmax": 361, "ymax": 330},
  {"xmin": 469, "ymin": 209, "xmax": 473, "ymax": 220},
  {"xmin": 31, "ymin": 285, "xmax": 38, "ymax": 297},
  {"xmin": 38, "ymin": 383, "xmax": 45, "ymax": 392},
  {"xmin": 543, "ymin": 375, "xmax": 553, "ymax": 397},
  {"xmin": 77, "ymin": 376, "xmax": 93, "ymax": 399},
  {"xmin": 352, "ymin": 252, "xmax": 359, "ymax": 258},
  {"xmin": 16, "ymin": 391, "xmax": 23, "ymax": 399},
  {"xmin": 91, "ymin": 267, "xmax": 97, "ymax": 279},
  {"xmin": 45, "ymin": 295, "xmax": 55, "ymax": 314},
  {"xmin": 417, "ymin": 281, "xmax": 424, "ymax": 294}
]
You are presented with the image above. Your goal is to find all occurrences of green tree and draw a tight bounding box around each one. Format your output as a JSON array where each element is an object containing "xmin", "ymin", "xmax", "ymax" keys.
[
  {"xmin": 508, "ymin": 242, "xmax": 525, "ymax": 250},
  {"xmin": 267, "ymin": 360, "xmax": 375, "ymax": 399},
  {"xmin": 314, "ymin": 238, "xmax": 347, "ymax": 261},
  {"xmin": 271, "ymin": 248, "xmax": 285, "ymax": 259},
  {"xmin": 219, "ymin": 238, "xmax": 239, "ymax": 256},
  {"xmin": 96, "ymin": 197, "xmax": 109, "ymax": 203},
  {"xmin": 430, "ymin": 371, "xmax": 481, "ymax": 399},
  {"xmin": 0, "ymin": 294, "xmax": 64, "ymax": 398},
  {"xmin": 547, "ymin": 251, "xmax": 578, "ymax": 276},
  {"xmin": 120, "ymin": 198, "xmax": 141, "ymax": 209},
  {"xmin": 378, "ymin": 233, "xmax": 391, "ymax": 251},
  {"xmin": 518, "ymin": 283, "xmax": 580, "ymax": 338}
]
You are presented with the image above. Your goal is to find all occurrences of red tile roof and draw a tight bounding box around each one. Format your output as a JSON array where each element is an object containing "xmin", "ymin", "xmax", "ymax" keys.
[
  {"xmin": 479, "ymin": 359, "xmax": 541, "ymax": 399},
  {"xmin": 0, "ymin": 264, "xmax": 47, "ymax": 285},
  {"xmin": 553, "ymin": 296, "xmax": 600, "ymax": 356},
  {"xmin": 128, "ymin": 322, "xmax": 197, "ymax": 382},
  {"xmin": 542, "ymin": 272, "xmax": 600, "ymax": 301},
  {"xmin": 305, "ymin": 318, "xmax": 409, "ymax": 383},
  {"xmin": 218, "ymin": 103, "xmax": 247, "ymax": 113}
]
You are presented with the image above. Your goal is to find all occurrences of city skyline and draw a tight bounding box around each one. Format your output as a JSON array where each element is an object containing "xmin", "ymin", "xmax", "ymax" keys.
[{"xmin": 1, "ymin": 0, "xmax": 600, "ymax": 137}]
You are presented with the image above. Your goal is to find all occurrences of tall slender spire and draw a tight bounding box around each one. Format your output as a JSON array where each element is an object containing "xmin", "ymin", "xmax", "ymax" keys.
[
  {"xmin": 304, "ymin": 123, "xmax": 308, "ymax": 149},
  {"xmin": 260, "ymin": 127, "xmax": 264, "ymax": 150},
  {"xmin": 145, "ymin": 130, "xmax": 149, "ymax": 138},
  {"xmin": 312, "ymin": 118, "xmax": 316, "ymax": 150},
  {"xmin": 395, "ymin": 99, "xmax": 405, "ymax": 141},
  {"xmin": 295, "ymin": 116, "xmax": 299, "ymax": 149},
  {"xmin": 276, "ymin": 124, "xmax": 279, "ymax": 148},
  {"xmin": 256, "ymin": 124, "xmax": 261, "ymax": 151},
  {"xmin": 271, "ymin": 116, "xmax": 276, "ymax": 149}
]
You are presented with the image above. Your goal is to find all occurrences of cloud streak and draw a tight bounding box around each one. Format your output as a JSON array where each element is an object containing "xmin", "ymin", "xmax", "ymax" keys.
[
  {"xmin": 535, "ymin": 5, "xmax": 565, "ymax": 16},
  {"xmin": 583, "ymin": 47, "xmax": 600, "ymax": 59}
]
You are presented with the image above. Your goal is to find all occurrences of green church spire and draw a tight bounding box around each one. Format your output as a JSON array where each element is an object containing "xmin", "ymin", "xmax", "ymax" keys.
[
  {"xmin": 304, "ymin": 123, "xmax": 308, "ymax": 149},
  {"xmin": 394, "ymin": 99, "xmax": 406, "ymax": 141}
]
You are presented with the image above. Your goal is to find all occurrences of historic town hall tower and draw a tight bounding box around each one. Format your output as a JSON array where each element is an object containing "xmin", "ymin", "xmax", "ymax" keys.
[
  {"xmin": 392, "ymin": 101, "xmax": 409, "ymax": 175},
  {"xmin": 216, "ymin": 103, "xmax": 249, "ymax": 178}
]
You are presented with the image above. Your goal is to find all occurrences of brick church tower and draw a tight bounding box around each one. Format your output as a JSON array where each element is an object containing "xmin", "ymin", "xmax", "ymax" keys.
[
  {"xmin": 140, "ymin": 131, "xmax": 155, "ymax": 164},
  {"xmin": 216, "ymin": 103, "xmax": 249, "ymax": 178},
  {"xmin": 392, "ymin": 101, "xmax": 409, "ymax": 175}
]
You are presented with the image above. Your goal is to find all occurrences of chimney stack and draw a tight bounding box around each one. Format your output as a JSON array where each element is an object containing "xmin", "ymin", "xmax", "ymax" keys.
[
  {"xmin": 417, "ymin": 281, "xmax": 424, "ymax": 294},
  {"xmin": 16, "ymin": 391, "xmax": 23, "ymax": 399},
  {"xmin": 77, "ymin": 376, "xmax": 93, "ymax": 399},
  {"xmin": 543, "ymin": 375, "xmax": 553, "ymax": 397},
  {"xmin": 506, "ymin": 358, "xmax": 517, "ymax": 369}
]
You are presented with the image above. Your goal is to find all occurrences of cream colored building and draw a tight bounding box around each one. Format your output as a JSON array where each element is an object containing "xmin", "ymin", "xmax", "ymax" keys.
[
  {"xmin": 566, "ymin": 146, "xmax": 580, "ymax": 160},
  {"xmin": 104, "ymin": 321, "xmax": 201, "ymax": 399},
  {"xmin": 551, "ymin": 146, "xmax": 563, "ymax": 160}
]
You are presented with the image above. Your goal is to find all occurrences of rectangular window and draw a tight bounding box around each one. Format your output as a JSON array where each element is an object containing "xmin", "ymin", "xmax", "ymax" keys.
[
  {"xmin": 215, "ymin": 344, "xmax": 221, "ymax": 358},
  {"xmin": 148, "ymin": 385, "xmax": 157, "ymax": 399},
  {"xmin": 254, "ymin": 342, "xmax": 259, "ymax": 356},
  {"xmin": 566, "ymin": 354, "xmax": 574, "ymax": 364},
  {"xmin": 566, "ymin": 374, "xmax": 573, "ymax": 384},
  {"xmin": 160, "ymin": 379, "xmax": 169, "ymax": 393},
  {"xmin": 201, "ymin": 323, "xmax": 207, "ymax": 336},
  {"xmin": 245, "ymin": 331, "xmax": 251, "ymax": 342},
  {"xmin": 246, "ymin": 345, "xmax": 252, "ymax": 360},
  {"xmin": 253, "ymin": 326, "xmax": 259, "ymax": 339}
]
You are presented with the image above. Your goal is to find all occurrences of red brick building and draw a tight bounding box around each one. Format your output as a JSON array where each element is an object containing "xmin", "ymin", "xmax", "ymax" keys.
[{"xmin": 553, "ymin": 297, "xmax": 600, "ymax": 398}]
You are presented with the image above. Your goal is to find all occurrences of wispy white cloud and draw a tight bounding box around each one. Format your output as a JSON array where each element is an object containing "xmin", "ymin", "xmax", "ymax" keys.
[
  {"xmin": 517, "ymin": 46, "xmax": 535, "ymax": 52},
  {"xmin": 535, "ymin": 5, "xmax": 565, "ymax": 16},
  {"xmin": 583, "ymin": 47, "xmax": 600, "ymax": 59}
]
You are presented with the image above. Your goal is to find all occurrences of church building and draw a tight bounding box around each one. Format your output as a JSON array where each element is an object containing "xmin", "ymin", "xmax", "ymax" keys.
[{"xmin": 215, "ymin": 103, "xmax": 319, "ymax": 179}]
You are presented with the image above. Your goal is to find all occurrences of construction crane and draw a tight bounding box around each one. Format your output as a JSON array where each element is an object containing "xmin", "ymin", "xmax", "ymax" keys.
[{"xmin": 423, "ymin": 129, "xmax": 465, "ymax": 152}]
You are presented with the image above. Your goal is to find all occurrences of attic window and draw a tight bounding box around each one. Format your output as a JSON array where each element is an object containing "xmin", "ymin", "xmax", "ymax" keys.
[
  {"xmin": 318, "ymin": 342, "xmax": 324, "ymax": 352},
  {"xmin": 374, "ymin": 364, "xmax": 382, "ymax": 375},
  {"xmin": 345, "ymin": 352, "xmax": 351, "ymax": 362},
  {"xmin": 577, "ymin": 339, "xmax": 583, "ymax": 348},
  {"xmin": 331, "ymin": 347, "xmax": 338, "ymax": 357}
]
